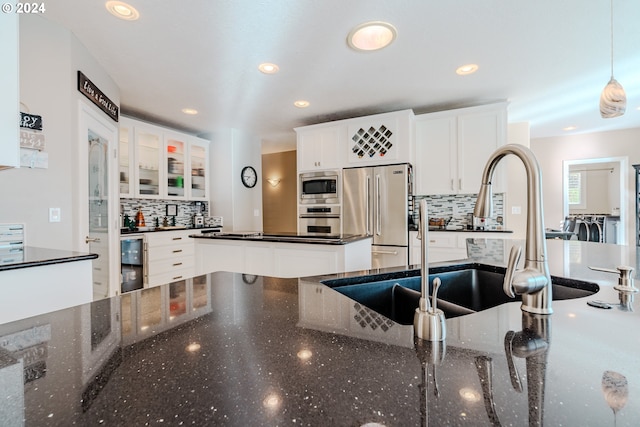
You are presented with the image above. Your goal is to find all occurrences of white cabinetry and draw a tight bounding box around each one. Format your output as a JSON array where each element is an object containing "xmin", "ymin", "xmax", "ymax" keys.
[
  {"xmin": 145, "ymin": 230, "xmax": 196, "ymax": 286},
  {"xmin": 295, "ymin": 109, "xmax": 414, "ymax": 173},
  {"xmin": 414, "ymin": 103, "xmax": 507, "ymax": 195},
  {"xmin": 344, "ymin": 109, "xmax": 414, "ymax": 166},
  {"xmin": 0, "ymin": 14, "xmax": 19, "ymax": 170},
  {"xmin": 296, "ymin": 125, "xmax": 342, "ymax": 172},
  {"xmin": 119, "ymin": 117, "xmax": 209, "ymax": 200},
  {"xmin": 410, "ymin": 230, "xmax": 514, "ymax": 264},
  {"xmin": 298, "ymin": 283, "xmax": 342, "ymax": 329},
  {"xmin": 195, "ymin": 237, "xmax": 372, "ymax": 278}
]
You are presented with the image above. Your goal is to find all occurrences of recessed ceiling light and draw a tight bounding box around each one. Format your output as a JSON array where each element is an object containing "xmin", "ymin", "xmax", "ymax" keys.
[
  {"xmin": 181, "ymin": 108, "xmax": 198, "ymax": 115},
  {"xmin": 105, "ymin": 1, "xmax": 139, "ymax": 20},
  {"xmin": 258, "ymin": 63, "xmax": 279, "ymax": 74},
  {"xmin": 563, "ymin": 125, "xmax": 578, "ymax": 131},
  {"xmin": 294, "ymin": 100, "xmax": 310, "ymax": 108},
  {"xmin": 456, "ymin": 64, "xmax": 479, "ymax": 75},
  {"xmin": 347, "ymin": 21, "xmax": 397, "ymax": 52}
]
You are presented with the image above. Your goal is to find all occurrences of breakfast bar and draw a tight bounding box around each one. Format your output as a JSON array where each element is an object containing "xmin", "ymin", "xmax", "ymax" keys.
[{"xmin": 0, "ymin": 239, "xmax": 638, "ymax": 426}]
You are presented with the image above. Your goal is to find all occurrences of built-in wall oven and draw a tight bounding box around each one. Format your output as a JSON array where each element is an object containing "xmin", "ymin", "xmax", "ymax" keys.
[
  {"xmin": 299, "ymin": 206, "xmax": 341, "ymax": 236},
  {"xmin": 299, "ymin": 171, "xmax": 339, "ymax": 204}
]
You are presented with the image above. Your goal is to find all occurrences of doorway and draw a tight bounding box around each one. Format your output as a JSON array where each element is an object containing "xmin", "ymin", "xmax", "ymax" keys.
[
  {"xmin": 563, "ymin": 157, "xmax": 627, "ymax": 245},
  {"xmin": 78, "ymin": 101, "xmax": 119, "ymax": 299}
]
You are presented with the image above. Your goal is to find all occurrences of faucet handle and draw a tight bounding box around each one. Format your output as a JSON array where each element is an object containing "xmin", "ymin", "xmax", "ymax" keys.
[{"xmin": 503, "ymin": 245, "xmax": 523, "ymax": 298}]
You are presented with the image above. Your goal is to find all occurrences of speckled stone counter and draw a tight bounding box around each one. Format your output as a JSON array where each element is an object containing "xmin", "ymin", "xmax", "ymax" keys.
[
  {"xmin": 0, "ymin": 246, "xmax": 97, "ymax": 271},
  {"xmin": 0, "ymin": 240, "xmax": 638, "ymax": 426}
]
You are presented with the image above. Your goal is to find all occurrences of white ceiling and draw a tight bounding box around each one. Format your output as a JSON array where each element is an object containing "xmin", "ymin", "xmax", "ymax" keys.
[{"xmin": 41, "ymin": 0, "xmax": 640, "ymax": 152}]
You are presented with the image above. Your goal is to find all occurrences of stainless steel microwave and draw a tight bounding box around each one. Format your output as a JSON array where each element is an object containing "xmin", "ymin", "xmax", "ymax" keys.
[{"xmin": 299, "ymin": 171, "xmax": 339, "ymax": 204}]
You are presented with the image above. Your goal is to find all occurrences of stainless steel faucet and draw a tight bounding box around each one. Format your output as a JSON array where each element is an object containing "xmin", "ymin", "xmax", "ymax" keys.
[
  {"xmin": 414, "ymin": 199, "xmax": 446, "ymax": 340},
  {"xmin": 474, "ymin": 144, "xmax": 553, "ymax": 315}
]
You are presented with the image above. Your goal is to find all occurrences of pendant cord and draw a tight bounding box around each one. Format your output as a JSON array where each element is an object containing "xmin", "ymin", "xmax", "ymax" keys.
[{"xmin": 610, "ymin": 0, "xmax": 614, "ymax": 78}]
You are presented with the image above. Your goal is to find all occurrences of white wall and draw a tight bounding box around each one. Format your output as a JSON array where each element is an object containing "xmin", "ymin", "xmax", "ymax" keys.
[
  {"xmin": 504, "ymin": 122, "xmax": 530, "ymax": 239},
  {"xmin": 531, "ymin": 127, "xmax": 640, "ymax": 246},
  {"xmin": 208, "ymin": 128, "xmax": 262, "ymax": 231},
  {"xmin": 0, "ymin": 15, "xmax": 119, "ymax": 250}
]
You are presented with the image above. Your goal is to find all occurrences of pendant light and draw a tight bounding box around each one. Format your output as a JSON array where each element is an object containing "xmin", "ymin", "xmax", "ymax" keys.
[{"xmin": 599, "ymin": 0, "xmax": 626, "ymax": 118}]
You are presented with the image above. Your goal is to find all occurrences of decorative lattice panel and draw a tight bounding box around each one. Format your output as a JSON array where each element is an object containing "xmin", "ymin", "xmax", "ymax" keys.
[
  {"xmin": 352, "ymin": 302, "xmax": 395, "ymax": 332},
  {"xmin": 350, "ymin": 125, "xmax": 393, "ymax": 160}
]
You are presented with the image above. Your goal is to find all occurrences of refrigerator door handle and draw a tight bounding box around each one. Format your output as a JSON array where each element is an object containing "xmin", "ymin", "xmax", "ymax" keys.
[
  {"xmin": 375, "ymin": 174, "xmax": 381, "ymax": 236},
  {"xmin": 366, "ymin": 175, "xmax": 372, "ymax": 235}
]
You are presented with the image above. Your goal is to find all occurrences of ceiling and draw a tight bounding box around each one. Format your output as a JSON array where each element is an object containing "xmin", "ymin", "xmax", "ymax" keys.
[{"xmin": 41, "ymin": 0, "xmax": 640, "ymax": 152}]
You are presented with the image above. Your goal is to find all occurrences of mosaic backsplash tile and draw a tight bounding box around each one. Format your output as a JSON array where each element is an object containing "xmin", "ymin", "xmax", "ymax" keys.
[
  {"xmin": 413, "ymin": 193, "xmax": 505, "ymax": 230},
  {"xmin": 120, "ymin": 199, "xmax": 208, "ymax": 228}
]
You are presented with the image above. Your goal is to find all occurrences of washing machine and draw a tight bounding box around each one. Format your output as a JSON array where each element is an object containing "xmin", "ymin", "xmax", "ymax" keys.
[
  {"xmin": 589, "ymin": 216, "xmax": 604, "ymax": 243},
  {"xmin": 576, "ymin": 216, "xmax": 590, "ymax": 241}
]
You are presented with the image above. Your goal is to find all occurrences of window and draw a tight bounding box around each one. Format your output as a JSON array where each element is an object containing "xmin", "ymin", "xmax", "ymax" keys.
[{"xmin": 568, "ymin": 170, "xmax": 586, "ymax": 209}]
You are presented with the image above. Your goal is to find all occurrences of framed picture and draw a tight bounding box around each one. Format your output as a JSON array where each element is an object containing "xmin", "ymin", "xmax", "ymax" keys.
[{"xmin": 166, "ymin": 204, "xmax": 178, "ymax": 216}]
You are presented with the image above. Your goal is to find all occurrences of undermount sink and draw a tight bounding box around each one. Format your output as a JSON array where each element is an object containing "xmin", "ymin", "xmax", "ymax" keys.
[{"xmin": 322, "ymin": 263, "xmax": 599, "ymax": 325}]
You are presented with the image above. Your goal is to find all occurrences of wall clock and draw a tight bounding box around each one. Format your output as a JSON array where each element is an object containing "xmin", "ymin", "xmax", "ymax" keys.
[{"xmin": 241, "ymin": 166, "xmax": 257, "ymax": 188}]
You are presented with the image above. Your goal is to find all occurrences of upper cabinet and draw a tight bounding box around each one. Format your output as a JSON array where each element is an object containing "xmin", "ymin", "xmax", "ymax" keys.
[
  {"xmin": 0, "ymin": 14, "xmax": 19, "ymax": 170},
  {"xmin": 295, "ymin": 109, "xmax": 414, "ymax": 173},
  {"xmin": 414, "ymin": 103, "xmax": 507, "ymax": 195},
  {"xmin": 119, "ymin": 117, "xmax": 209, "ymax": 200},
  {"xmin": 296, "ymin": 125, "xmax": 342, "ymax": 172}
]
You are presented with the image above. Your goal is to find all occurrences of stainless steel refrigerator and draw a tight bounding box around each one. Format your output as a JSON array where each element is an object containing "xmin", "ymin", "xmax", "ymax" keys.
[{"xmin": 342, "ymin": 163, "xmax": 412, "ymax": 268}]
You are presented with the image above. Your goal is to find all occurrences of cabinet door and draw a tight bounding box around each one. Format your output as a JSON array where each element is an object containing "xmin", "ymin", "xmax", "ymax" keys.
[
  {"xmin": 0, "ymin": 14, "xmax": 19, "ymax": 170},
  {"xmin": 118, "ymin": 120, "xmax": 134, "ymax": 197},
  {"xmin": 189, "ymin": 138, "xmax": 209, "ymax": 200},
  {"xmin": 164, "ymin": 134, "xmax": 187, "ymax": 199},
  {"xmin": 135, "ymin": 126, "xmax": 162, "ymax": 198},
  {"xmin": 457, "ymin": 109, "xmax": 506, "ymax": 194},
  {"xmin": 414, "ymin": 116, "xmax": 456, "ymax": 195},
  {"xmin": 297, "ymin": 126, "xmax": 340, "ymax": 172}
]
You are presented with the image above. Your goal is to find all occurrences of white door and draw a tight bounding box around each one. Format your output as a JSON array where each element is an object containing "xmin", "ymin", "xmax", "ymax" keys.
[{"xmin": 78, "ymin": 101, "xmax": 119, "ymax": 299}]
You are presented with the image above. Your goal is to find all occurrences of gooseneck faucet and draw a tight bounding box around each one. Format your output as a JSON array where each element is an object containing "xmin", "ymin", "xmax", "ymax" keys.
[{"xmin": 474, "ymin": 144, "xmax": 553, "ymax": 315}]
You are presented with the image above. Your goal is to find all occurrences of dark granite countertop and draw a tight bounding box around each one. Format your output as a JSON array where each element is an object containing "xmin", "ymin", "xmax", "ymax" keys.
[
  {"xmin": 0, "ymin": 240, "xmax": 638, "ymax": 425},
  {"xmin": 191, "ymin": 231, "xmax": 371, "ymax": 245},
  {"xmin": 0, "ymin": 246, "xmax": 97, "ymax": 272}
]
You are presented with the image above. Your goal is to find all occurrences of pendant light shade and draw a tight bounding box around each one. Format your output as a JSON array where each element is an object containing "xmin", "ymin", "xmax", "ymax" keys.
[
  {"xmin": 600, "ymin": 77, "xmax": 627, "ymax": 118},
  {"xmin": 600, "ymin": 0, "xmax": 626, "ymax": 118}
]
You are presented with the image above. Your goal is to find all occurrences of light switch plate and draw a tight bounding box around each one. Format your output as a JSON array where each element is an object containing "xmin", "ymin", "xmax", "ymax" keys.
[
  {"xmin": 49, "ymin": 207, "xmax": 61, "ymax": 222},
  {"xmin": 511, "ymin": 206, "xmax": 522, "ymax": 215}
]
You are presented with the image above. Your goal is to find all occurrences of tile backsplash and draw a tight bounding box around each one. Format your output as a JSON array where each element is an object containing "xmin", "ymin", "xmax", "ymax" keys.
[
  {"xmin": 413, "ymin": 193, "xmax": 505, "ymax": 230},
  {"xmin": 120, "ymin": 199, "xmax": 208, "ymax": 228}
]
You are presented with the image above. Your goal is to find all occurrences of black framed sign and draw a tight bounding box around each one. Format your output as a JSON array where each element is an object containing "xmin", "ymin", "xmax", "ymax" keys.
[{"xmin": 77, "ymin": 71, "xmax": 119, "ymax": 122}]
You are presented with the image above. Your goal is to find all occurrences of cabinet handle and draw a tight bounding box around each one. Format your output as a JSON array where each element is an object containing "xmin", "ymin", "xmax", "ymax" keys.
[
  {"xmin": 173, "ymin": 249, "xmax": 183, "ymax": 253},
  {"xmin": 172, "ymin": 237, "xmax": 182, "ymax": 241},
  {"xmin": 451, "ymin": 179, "xmax": 454, "ymax": 191},
  {"xmin": 172, "ymin": 276, "xmax": 183, "ymax": 280},
  {"xmin": 459, "ymin": 178, "xmax": 462, "ymax": 190},
  {"xmin": 173, "ymin": 262, "xmax": 183, "ymax": 266}
]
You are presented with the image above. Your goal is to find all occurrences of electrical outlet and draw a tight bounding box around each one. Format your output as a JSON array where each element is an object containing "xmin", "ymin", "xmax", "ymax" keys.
[
  {"xmin": 49, "ymin": 207, "xmax": 61, "ymax": 222},
  {"xmin": 253, "ymin": 209, "xmax": 260, "ymax": 217},
  {"xmin": 511, "ymin": 206, "xmax": 522, "ymax": 215}
]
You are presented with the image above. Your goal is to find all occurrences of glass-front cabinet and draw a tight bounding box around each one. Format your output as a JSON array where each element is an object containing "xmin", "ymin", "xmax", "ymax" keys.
[
  {"xmin": 190, "ymin": 139, "xmax": 208, "ymax": 200},
  {"xmin": 165, "ymin": 135, "xmax": 186, "ymax": 199},
  {"xmin": 118, "ymin": 117, "xmax": 209, "ymax": 200},
  {"xmin": 119, "ymin": 124, "xmax": 133, "ymax": 196},
  {"xmin": 136, "ymin": 127, "xmax": 161, "ymax": 198}
]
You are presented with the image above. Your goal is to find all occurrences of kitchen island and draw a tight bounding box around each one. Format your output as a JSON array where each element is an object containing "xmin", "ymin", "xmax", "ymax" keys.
[
  {"xmin": 0, "ymin": 239, "xmax": 638, "ymax": 426},
  {"xmin": 0, "ymin": 247, "xmax": 97, "ymax": 324},
  {"xmin": 192, "ymin": 232, "xmax": 373, "ymax": 277}
]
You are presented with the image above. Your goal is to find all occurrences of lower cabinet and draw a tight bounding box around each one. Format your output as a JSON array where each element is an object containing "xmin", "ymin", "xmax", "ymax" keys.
[
  {"xmin": 145, "ymin": 230, "xmax": 196, "ymax": 286},
  {"xmin": 195, "ymin": 237, "xmax": 372, "ymax": 278},
  {"xmin": 120, "ymin": 274, "xmax": 211, "ymax": 345},
  {"xmin": 410, "ymin": 231, "xmax": 514, "ymax": 264}
]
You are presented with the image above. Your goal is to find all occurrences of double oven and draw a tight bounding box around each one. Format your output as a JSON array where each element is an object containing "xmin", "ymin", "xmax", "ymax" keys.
[{"xmin": 299, "ymin": 171, "xmax": 341, "ymax": 236}]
